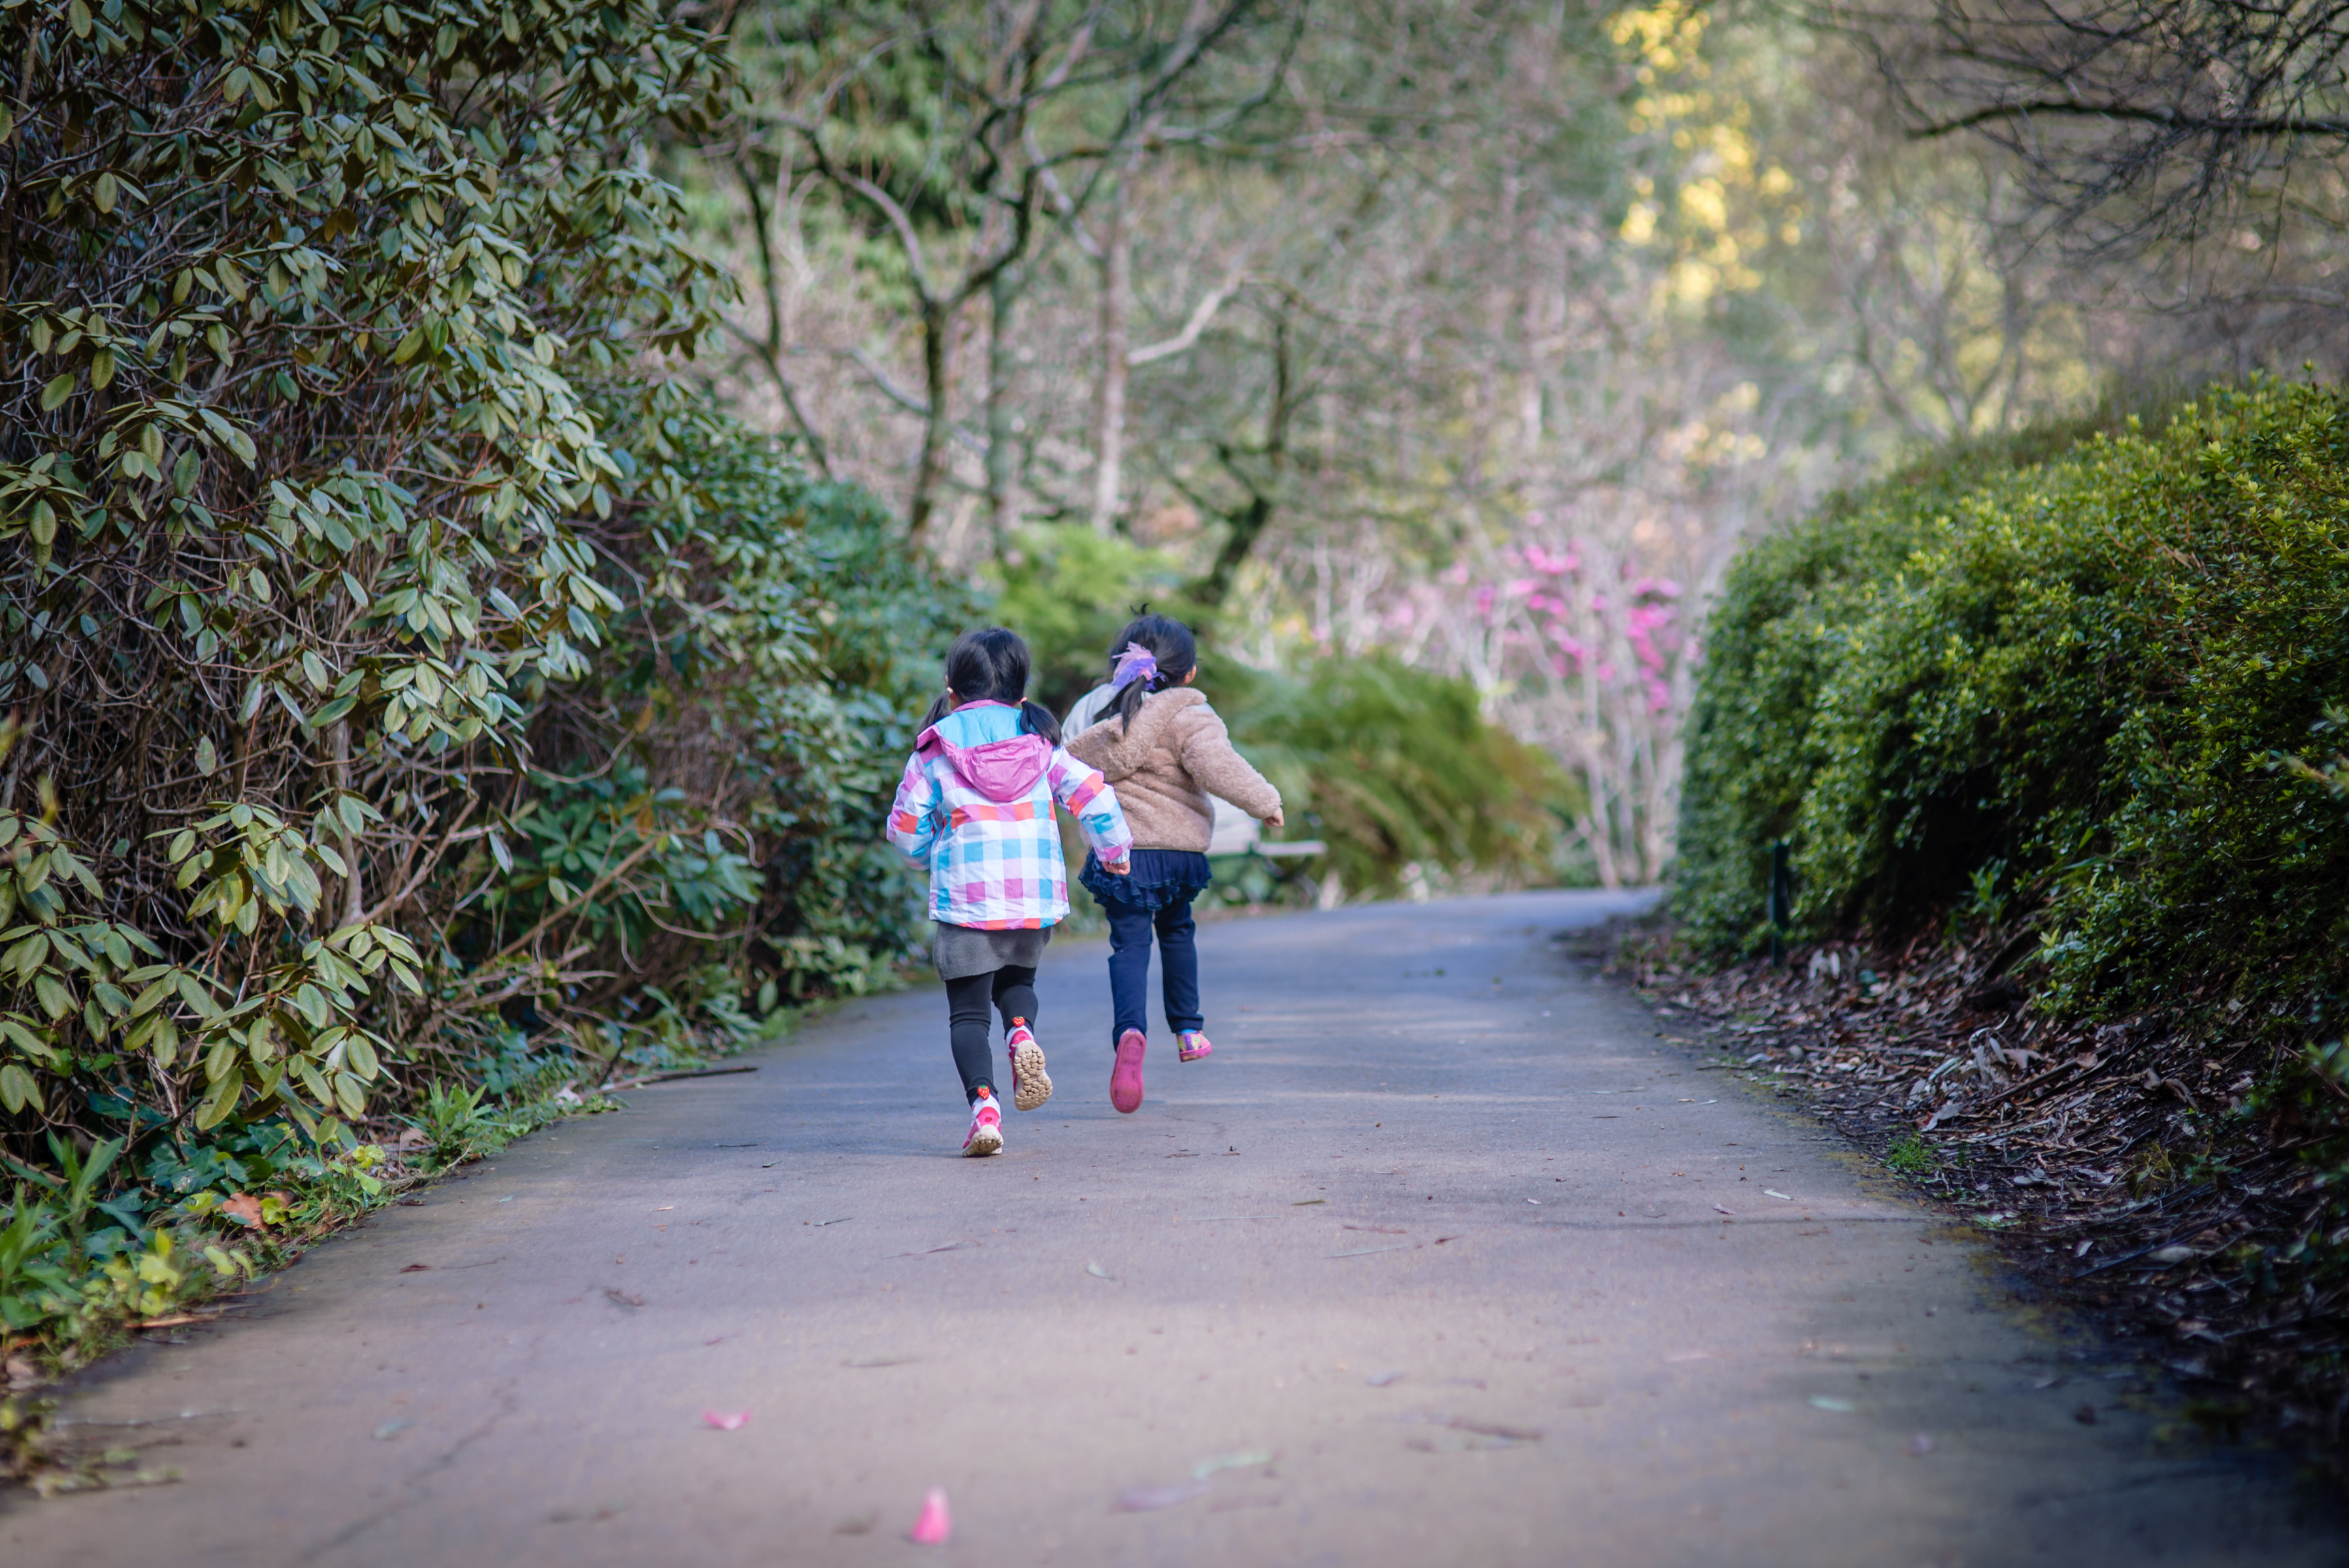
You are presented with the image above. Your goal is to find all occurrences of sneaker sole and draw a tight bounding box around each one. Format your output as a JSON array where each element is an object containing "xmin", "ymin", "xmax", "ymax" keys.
[
  {"xmin": 1110, "ymin": 1030, "xmax": 1146, "ymax": 1114},
  {"xmin": 1010, "ymin": 1040, "xmax": 1053, "ymax": 1111},
  {"xmin": 963, "ymin": 1121, "xmax": 1003, "ymax": 1157}
]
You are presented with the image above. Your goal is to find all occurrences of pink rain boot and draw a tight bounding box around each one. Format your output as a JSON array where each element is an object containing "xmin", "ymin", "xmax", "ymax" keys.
[{"xmin": 1110, "ymin": 1028, "xmax": 1147, "ymax": 1113}]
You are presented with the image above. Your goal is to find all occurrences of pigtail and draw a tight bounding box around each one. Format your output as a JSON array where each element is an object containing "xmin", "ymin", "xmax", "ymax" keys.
[
  {"xmin": 921, "ymin": 691, "xmax": 954, "ymax": 730},
  {"xmin": 1112, "ymin": 674, "xmax": 1154, "ymax": 733},
  {"xmin": 1019, "ymin": 698, "xmax": 1064, "ymax": 747},
  {"xmin": 1103, "ymin": 609, "xmax": 1198, "ymax": 733}
]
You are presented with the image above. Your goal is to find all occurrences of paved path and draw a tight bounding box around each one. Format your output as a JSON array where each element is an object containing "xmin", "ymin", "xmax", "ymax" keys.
[{"xmin": 6, "ymin": 891, "xmax": 2341, "ymax": 1567}]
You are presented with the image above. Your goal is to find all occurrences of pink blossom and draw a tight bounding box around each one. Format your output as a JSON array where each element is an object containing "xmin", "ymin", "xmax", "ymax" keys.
[
  {"xmin": 1504, "ymin": 578, "xmax": 1537, "ymax": 598},
  {"xmin": 1473, "ymin": 583, "xmax": 1497, "ymax": 619},
  {"xmin": 1522, "ymin": 543, "xmax": 1580, "ymax": 576},
  {"xmin": 1630, "ymin": 576, "xmax": 1684, "ymax": 600},
  {"xmin": 1443, "ymin": 563, "xmax": 1471, "ymax": 586},
  {"xmin": 1595, "ymin": 661, "xmax": 1617, "ymax": 685}
]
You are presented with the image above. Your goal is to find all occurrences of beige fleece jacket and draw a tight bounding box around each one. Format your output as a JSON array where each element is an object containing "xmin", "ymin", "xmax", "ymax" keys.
[{"xmin": 1064, "ymin": 688, "xmax": 1281, "ymax": 853}]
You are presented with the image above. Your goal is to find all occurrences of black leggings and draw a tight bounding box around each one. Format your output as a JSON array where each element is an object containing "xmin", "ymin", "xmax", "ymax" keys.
[{"xmin": 943, "ymin": 965, "xmax": 1038, "ymax": 1103}]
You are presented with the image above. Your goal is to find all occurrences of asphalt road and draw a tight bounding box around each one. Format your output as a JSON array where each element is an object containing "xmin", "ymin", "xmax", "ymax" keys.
[{"xmin": 5, "ymin": 890, "xmax": 2341, "ymax": 1567}]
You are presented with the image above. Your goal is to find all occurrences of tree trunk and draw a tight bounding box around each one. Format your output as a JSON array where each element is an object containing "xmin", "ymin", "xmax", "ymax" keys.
[
  {"xmin": 908, "ymin": 297, "xmax": 953, "ymax": 544},
  {"xmin": 1193, "ymin": 314, "xmax": 1290, "ymax": 607},
  {"xmin": 985, "ymin": 263, "xmax": 1020, "ymax": 552},
  {"xmin": 1089, "ymin": 182, "xmax": 1131, "ymax": 535},
  {"xmin": 734, "ymin": 156, "xmax": 832, "ymax": 477}
]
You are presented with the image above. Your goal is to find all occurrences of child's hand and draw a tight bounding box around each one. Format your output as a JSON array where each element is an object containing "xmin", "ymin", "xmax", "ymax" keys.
[
  {"xmin": 1103, "ymin": 855, "xmax": 1132, "ymax": 875},
  {"xmin": 1265, "ymin": 808, "xmax": 1285, "ymax": 830}
]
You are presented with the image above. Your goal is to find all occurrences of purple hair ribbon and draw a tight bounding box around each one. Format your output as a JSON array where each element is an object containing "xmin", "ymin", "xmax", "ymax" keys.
[{"xmin": 1112, "ymin": 642, "xmax": 1159, "ymax": 689}]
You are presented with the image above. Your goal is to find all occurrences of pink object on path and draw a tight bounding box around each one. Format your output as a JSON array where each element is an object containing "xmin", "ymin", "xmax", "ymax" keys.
[
  {"xmin": 702, "ymin": 1409, "xmax": 750, "ymax": 1431},
  {"xmin": 908, "ymin": 1487, "xmax": 953, "ymax": 1544}
]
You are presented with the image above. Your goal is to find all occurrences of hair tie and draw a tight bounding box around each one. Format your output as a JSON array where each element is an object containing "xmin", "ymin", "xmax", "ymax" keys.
[{"xmin": 1112, "ymin": 642, "xmax": 1159, "ymax": 690}]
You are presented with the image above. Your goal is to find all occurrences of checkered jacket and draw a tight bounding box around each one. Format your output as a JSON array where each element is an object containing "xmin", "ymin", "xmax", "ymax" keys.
[{"xmin": 887, "ymin": 701, "xmax": 1132, "ymax": 930}]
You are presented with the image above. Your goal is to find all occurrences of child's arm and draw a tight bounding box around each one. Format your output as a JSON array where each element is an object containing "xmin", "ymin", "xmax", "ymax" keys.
[
  {"xmin": 1047, "ymin": 749, "xmax": 1133, "ymax": 866},
  {"xmin": 1179, "ymin": 711, "xmax": 1283, "ymax": 821},
  {"xmin": 884, "ymin": 753, "xmax": 945, "ymax": 863}
]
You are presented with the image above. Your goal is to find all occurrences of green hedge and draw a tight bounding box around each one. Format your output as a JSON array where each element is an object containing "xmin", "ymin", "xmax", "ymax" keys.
[{"xmin": 1676, "ymin": 380, "xmax": 2349, "ymax": 1022}]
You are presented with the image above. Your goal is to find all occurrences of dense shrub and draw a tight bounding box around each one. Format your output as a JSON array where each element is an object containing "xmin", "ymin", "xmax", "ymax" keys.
[
  {"xmin": 0, "ymin": 0, "xmax": 738, "ymax": 1141},
  {"xmin": 0, "ymin": 0, "xmax": 959, "ymax": 1352},
  {"xmin": 1676, "ymin": 380, "xmax": 2349, "ymax": 1024},
  {"xmin": 1209, "ymin": 656, "xmax": 1575, "ymax": 899}
]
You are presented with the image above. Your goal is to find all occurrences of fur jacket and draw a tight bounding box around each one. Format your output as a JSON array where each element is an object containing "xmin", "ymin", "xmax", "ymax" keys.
[{"xmin": 1063, "ymin": 687, "xmax": 1281, "ymax": 853}]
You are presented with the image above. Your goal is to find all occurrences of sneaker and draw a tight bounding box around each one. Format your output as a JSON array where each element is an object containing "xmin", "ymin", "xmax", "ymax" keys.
[
  {"xmin": 1006, "ymin": 1020, "xmax": 1053, "ymax": 1111},
  {"xmin": 962, "ymin": 1091, "xmax": 1004, "ymax": 1156},
  {"xmin": 1177, "ymin": 1030, "xmax": 1213, "ymax": 1064},
  {"xmin": 1109, "ymin": 1028, "xmax": 1147, "ymax": 1114}
]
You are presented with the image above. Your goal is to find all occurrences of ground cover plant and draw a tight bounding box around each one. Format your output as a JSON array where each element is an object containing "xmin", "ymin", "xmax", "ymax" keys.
[
  {"xmin": 0, "ymin": 0, "xmax": 960, "ymax": 1391},
  {"xmin": 1667, "ymin": 378, "xmax": 2349, "ymax": 1458}
]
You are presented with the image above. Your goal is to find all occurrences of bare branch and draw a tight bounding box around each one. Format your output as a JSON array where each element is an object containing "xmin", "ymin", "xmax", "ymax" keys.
[{"xmin": 1128, "ymin": 253, "xmax": 1253, "ymax": 366}]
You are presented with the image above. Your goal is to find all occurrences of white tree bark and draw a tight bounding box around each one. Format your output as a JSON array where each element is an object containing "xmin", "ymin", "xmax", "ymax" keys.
[{"xmin": 1089, "ymin": 182, "xmax": 1132, "ymax": 536}]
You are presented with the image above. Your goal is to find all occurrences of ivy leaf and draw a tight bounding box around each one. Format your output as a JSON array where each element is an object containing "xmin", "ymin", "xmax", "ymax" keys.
[
  {"xmin": 194, "ymin": 1071, "xmax": 240, "ymax": 1131},
  {"xmin": 0, "ymin": 1064, "xmax": 41, "ymax": 1115},
  {"xmin": 32, "ymin": 972, "xmax": 73, "ymax": 1021},
  {"xmin": 197, "ymin": 408, "xmax": 257, "ymax": 466}
]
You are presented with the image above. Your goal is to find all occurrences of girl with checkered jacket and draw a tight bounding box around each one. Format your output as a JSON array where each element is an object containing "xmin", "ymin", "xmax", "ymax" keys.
[{"xmin": 886, "ymin": 628, "xmax": 1132, "ymax": 1156}]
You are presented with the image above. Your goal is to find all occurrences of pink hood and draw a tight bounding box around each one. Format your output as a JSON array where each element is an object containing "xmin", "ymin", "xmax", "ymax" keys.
[{"xmin": 915, "ymin": 725, "xmax": 1053, "ymax": 804}]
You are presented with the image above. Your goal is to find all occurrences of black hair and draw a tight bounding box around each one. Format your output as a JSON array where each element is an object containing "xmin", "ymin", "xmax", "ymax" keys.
[
  {"xmin": 922, "ymin": 627, "xmax": 1062, "ymax": 745},
  {"xmin": 1105, "ymin": 608, "xmax": 1197, "ymax": 732}
]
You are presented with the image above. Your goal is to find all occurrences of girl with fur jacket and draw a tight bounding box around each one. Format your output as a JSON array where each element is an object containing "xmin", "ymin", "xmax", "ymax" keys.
[{"xmin": 1064, "ymin": 613, "xmax": 1282, "ymax": 1113}]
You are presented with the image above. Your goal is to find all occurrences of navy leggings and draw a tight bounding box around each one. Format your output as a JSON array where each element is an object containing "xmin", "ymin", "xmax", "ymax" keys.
[{"xmin": 1104, "ymin": 896, "xmax": 1202, "ymax": 1044}]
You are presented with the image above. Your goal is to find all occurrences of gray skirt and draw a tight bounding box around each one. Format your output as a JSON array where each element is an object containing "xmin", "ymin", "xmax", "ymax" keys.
[{"xmin": 932, "ymin": 922, "xmax": 1052, "ymax": 981}]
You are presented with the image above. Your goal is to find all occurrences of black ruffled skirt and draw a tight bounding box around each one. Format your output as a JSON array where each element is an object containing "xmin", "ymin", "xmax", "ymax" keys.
[{"xmin": 1081, "ymin": 847, "xmax": 1213, "ymax": 912}]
